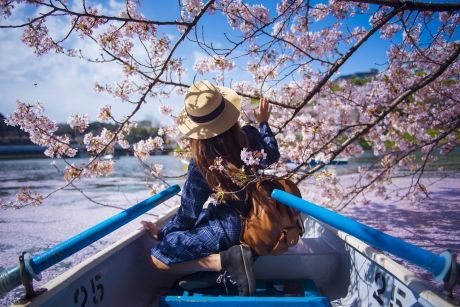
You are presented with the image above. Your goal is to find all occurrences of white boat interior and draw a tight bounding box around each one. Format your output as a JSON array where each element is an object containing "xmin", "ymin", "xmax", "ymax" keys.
[{"xmin": 10, "ymin": 204, "xmax": 457, "ymax": 307}]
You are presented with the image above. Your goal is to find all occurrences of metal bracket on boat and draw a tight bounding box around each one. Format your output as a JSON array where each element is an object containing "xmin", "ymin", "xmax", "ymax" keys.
[
  {"xmin": 441, "ymin": 250, "xmax": 458, "ymax": 300},
  {"xmin": 17, "ymin": 252, "xmax": 46, "ymax": 301}
]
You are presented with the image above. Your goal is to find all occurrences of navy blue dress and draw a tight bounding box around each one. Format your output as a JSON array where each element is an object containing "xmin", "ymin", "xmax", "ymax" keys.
[{"xmin": 151, "ymin": 123, "xmax": 280, "ymax": 264}]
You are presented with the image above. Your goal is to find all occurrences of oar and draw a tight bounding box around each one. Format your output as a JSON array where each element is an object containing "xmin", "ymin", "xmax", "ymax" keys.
[
  {"xmin": 0, "ymin": 184, "xmax": 180, "ymax": 298},
  {"xmin": 272, "ymin": 189, "xmax": 459, "ymax": 288}
]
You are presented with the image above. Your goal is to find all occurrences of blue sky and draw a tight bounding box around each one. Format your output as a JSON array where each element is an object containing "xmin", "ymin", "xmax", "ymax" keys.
[
  {"xmin": 145, "ymin": 0, "xmax": 392, "ymax": 75},
  {"xmin": 0, "ymin": 0, "xmax": 454, "ymax": 126}
]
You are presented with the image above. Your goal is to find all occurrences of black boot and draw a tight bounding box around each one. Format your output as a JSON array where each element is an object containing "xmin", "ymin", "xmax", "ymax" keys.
[
  {"xmin": 217, "ymin": 244, "xmax": 255, "ymax": 296},
  {"xmin": 178, "ymin": 271, "xmax": 219, "ymax": 291}
]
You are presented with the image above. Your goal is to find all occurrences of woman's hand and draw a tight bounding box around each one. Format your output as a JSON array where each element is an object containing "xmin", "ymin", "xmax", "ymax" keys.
[
  {"xmin": 253, "ymin": 97, "xmax": 272, "ymax": 124},
  {"xmin": 141, "ymin": 220, "xmax": 160, "ymax": 240}
]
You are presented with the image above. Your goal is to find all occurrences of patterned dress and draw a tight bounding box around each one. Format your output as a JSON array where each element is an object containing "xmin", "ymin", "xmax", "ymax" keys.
[{"xmin": 151, "ymin": 122, "xmax": 280, "ymax": 264}]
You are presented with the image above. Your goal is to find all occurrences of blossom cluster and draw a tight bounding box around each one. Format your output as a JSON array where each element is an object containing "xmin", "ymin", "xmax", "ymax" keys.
[
  {"xmin": 209, "ymin": 157, "xmax": 224, "ymax": 172},
  {"xmin": 159, "ymin": 104, "xmax": 173, "ymax": 116},
  {"xmin": 181, "ymin": 0, "xmax": 204, "ymax": 21},
  {"xmin": 21, "ymin": 18, "xmax": 63, "ymax": 55},
  {"xmin": 218, "ymin": 1, "xmax": 269, "ymax": 34},
  {"xmin": 6, "ymin": 101, "xmax": 77, "ymax": 158},
  {"xmin": 97, "ymin": 105, "xmax": 112, "ymax": 121},
  {"xmin": 174, "ymin": 138, "xmax": 191, "ymax": 160},
  {"xmin": 149, "ymin": 183, "xmax": 166, "ymax": 195},
  {"xmin": 16, "ymin": 187, "xmax": 44, "ymax": 206},
  {"xmin": 64, "ymin": 158, "xmax": 115, "ymax": 181},
  {"xmin": 150, "ymin": 163, "xmax": 163, "ymax": 177},
  {"xmin": 72, "ymin": 6, "xmax": 107, "ymax": 36},
  {"xmin": 68, "ymin": 114, "xmax": 89, "ymax": 133},
  {"xmin": 84, "ymin": 128, "xmax": 115, "ymax": 154},
  {"xmin": 133, "ymin": 137, "xmax": 164, "ymax": 161},
  {"xmin": 194, "ymin": 56, "xmax": 235, "ymax": 75},
  {"xmin": 85, "ymin": 158, "xmax": 115, "ymax": 177},
  {"xmin": 240, "ymin": 148, "xmax": 267, "ymax": 166}
]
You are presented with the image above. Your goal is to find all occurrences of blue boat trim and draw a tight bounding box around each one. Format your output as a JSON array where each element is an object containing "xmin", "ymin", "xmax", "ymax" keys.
[
  {"xmin": 160, "ymin": 279, "xmax": 329, "ymax": 306},
  {"xmin": 271, "ymin": 189, "xmax": 459, "ymax": 284}
]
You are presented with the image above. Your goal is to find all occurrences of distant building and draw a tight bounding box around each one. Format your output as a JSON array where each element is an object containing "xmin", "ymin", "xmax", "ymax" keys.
[{"xmin": 136, "ymin": 120, "xmax": 152, "ymax": 128}]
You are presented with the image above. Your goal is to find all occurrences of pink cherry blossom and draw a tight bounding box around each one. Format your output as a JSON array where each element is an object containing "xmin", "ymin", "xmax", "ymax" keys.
[
  {"xmin": 159, "ymin": 104, "xmax": 173, "ymax": 116},
  {"xmin": 240, "ymin": 148, "xmax": 267, "ymax": 166},
  {"xmin": 97, "ymin": 105, "xmax": 112, "ymax": 121},
  {"xmin": 149, "ymin": 183, "xmax": 166, "ymax": 195},
  {"xmin": 6, "ymin": 101, "xmax": 77, "ymax": 158},
  {"xmin": 133, "ymin": 137, "xmax": 164, "ymax": 161},
  {"xmin": 151, "ymin": 163, "xmax": 163, "ymax": 177},
  {"xmin": 68, "ymin": 114, "xmax": 89, "ymax": 133},
  {"xmin": 209, "ymin": 156, "xmax": 225, "ymax": 172},
  {"xmin": 84, "ymin": 158, "xmax": 114, "ymax": 177},
  {"xmin": 21, "ymin": 18, "xmax": 63, "ymax": 55},
  {"xmin": 16, "ymin": 188, "xmax": 44, "ymax": 206}
]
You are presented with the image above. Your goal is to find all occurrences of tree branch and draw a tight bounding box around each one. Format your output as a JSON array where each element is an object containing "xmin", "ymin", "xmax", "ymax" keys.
[
  {"xmin": 277, "ymin": 7, "xmax": 403, "ymax": 132},
  {"xmin": 295, "ymin": 43, "xmax": 460, "ymax": 183}
]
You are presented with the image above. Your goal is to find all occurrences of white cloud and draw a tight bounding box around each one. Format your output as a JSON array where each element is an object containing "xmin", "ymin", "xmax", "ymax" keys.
[{"xmin": 0, "ymin": 4, "xmax": 177, "ymax": 126}]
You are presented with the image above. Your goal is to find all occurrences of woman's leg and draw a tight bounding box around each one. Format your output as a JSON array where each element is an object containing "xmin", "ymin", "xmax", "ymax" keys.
[
  {"xmin": 150, "ymin": 253, "xmax": 221, "ymax": 272},
  {"xmin": 151, "ymin": 245, "xmax": 255, "ymax": 296},
  {"xmin": 148, "ymin": 254, "xmax": 221, "ymax": 306}
]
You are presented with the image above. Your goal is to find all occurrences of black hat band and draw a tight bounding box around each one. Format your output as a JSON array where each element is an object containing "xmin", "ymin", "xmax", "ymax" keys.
[{"xmin": 186, "ymin": 99, "xmax": 225, "ymax": 124}]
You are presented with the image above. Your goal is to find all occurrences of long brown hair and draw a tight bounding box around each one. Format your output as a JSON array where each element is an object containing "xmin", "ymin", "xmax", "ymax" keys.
[{"xmin": 191, "ymin": 123, "xmax": 249, "ymax": 201}]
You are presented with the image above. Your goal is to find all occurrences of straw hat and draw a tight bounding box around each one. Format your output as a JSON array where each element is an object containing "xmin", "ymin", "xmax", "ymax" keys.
[{"xmin": 177, "ymin": 80, "xmax": 241, "ymax": 139}]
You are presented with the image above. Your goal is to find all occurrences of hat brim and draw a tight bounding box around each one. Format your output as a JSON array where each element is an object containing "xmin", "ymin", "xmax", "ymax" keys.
[{"xmin": 177, "ymin": 86, "xmax": 241, "ymax": 140}]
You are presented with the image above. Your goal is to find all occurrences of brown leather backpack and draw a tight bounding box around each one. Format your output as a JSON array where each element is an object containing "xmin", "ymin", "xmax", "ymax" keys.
[{"xmin": 241, "ymin": 178, "xmax": 303, "ymax": 256}]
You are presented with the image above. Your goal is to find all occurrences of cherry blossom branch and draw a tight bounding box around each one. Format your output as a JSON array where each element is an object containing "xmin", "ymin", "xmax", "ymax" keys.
[
  {"xmin": 399, "ymin": 14, "xmax": 442, "ymax": 65},
  {"xmin": 0, "ymin": 2, "xmax": 191, "ymax": 29},
  {"xmin": 58, "ymin": 1, "xmax": 217, "ymax": 182},
  {"xmin": 277, "ymin": 7, "xmax": 403, "ymax": 132},
  {"xmin": 296, "ymin": 43, "xmax": 460, "ymax": 183}
]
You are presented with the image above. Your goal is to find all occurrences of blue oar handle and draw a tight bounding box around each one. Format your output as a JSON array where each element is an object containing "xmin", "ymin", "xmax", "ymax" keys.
[
  {"xmin": 271, "ymin": 189, "xmax": 458, "ymax": 283},
  {"xmin": 0, "ymin": 184, "xmax": 180, "ymax": 298}
]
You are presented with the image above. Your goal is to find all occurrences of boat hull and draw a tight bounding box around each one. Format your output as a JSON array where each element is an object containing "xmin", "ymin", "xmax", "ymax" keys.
[{"xmin": 11, "ymin": 214, "xmax": 456, "ymax": 306}]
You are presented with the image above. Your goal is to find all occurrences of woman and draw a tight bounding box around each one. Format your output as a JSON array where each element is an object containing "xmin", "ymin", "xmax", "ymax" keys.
[{"xmin": 142, "ymin": 80, "xmax": 279, "ymax": 297}]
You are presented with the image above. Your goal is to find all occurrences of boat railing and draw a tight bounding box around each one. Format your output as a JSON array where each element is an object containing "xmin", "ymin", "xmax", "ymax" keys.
[
  {"xmin": 271, "ymin": 189, "xmax": 459, "ymax": 298},
  {"xmin": 0, "ymin": 185, "xmax": 181, "ymax": 299}
]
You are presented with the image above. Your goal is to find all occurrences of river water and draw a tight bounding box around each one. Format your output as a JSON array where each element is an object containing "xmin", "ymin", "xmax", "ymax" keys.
[
  {"xmin": 0, "ymin": 155, "xmax": 186, "ymax": 305},
  {"xmin": 0, "ymin": 154, "xmax": 459, "ymax": 304}
]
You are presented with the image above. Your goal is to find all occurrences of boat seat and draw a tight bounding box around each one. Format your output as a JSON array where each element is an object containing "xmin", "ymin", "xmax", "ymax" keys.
[
  {"xmin": 254, "ymin": 237, "xmax": 340, "ymax": 285},
  {"xmin": 162, "ymin": 238, "xmax": 338, "ymax": 306},
  {"xmin": 173, "ymin": 238, "xmax": 339, "ymax": 292},
  {"xmin": 160, "ymin": 279, "xmax": 330, "ymax": 306}
]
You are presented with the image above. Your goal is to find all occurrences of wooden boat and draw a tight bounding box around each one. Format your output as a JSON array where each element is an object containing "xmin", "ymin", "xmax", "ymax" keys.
[{"xmin": 2, "ymin": 185, "xmax": 459, "ymax": 306}]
